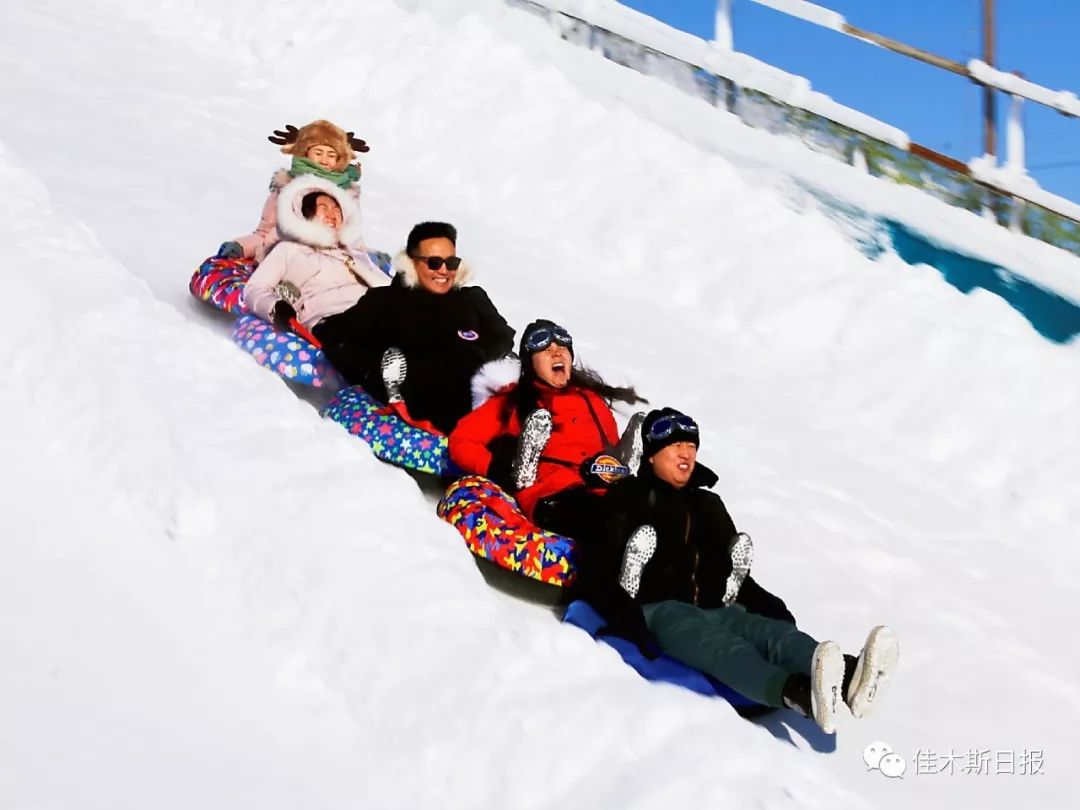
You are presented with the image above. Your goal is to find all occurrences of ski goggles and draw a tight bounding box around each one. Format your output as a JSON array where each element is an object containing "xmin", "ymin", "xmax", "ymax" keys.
[
  {"xmin": 645, "ymin": 413, "xmax": 699, "ymax": 442},
  {"xmin": 414, "ymin": 255, "xmax": 463, "ymax": 271},
  {"xmin": 523, "ymin": 324, "xmax": 573, "ymax": 353}
]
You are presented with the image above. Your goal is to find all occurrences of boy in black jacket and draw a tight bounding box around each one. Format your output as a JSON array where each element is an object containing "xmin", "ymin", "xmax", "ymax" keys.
[{"xmin": 570, "ymin": 407, "xmax": 898, "ymax": 733}]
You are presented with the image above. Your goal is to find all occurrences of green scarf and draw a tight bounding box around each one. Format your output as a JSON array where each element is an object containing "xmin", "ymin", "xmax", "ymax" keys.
[{"xmin": 288, "ymin": 156, "xmax": 359, "ymax": 188}]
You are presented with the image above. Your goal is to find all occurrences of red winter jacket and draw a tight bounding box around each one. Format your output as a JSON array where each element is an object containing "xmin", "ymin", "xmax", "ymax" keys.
[{"xmin": 449, "ymin": 382, "xmax": 620, "ymax": 518}]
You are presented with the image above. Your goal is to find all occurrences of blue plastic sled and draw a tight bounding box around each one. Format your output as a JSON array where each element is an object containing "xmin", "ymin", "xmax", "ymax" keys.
[{"xmin": 562, "ymin": 600, "xmax": 764, "ymax": 712}]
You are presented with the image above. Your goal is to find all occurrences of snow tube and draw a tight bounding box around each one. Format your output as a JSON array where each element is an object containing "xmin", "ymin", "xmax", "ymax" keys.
[
  {"xmin": 190, "ymin": 251, "xmax": 390, "ymax": 314},
  {"xmin": 322, "ymin": 385, "xmax": 455, "ymax": 475},
  {"xmin": 230, "ymin": 315, "xmax": 343, "ymax": 389},
  {"xmin": 562, "ymin": 600, "xmax": 763, "ymax": 712},
  {"xmin": 437, "ymin": 476, "xmax": 576, "ymax": 586},
  {"xmin": 190, "ymin": 256, "xmax": 254, "ymax": 314}
]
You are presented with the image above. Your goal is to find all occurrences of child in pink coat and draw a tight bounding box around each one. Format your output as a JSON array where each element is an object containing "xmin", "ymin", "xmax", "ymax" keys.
[{"xmin": 220, "ymin": 120, "xmax": 368, "ymax": 264}]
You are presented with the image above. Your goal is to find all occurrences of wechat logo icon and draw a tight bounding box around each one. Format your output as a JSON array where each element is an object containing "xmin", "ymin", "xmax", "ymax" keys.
[{"xmin": 864, "ymin": 741, "xmax": 906, "ymax": 779}]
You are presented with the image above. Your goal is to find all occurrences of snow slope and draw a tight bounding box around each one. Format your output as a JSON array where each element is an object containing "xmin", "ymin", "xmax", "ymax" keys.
[{"xmin": 2, "ymin": 0, "xmax": 1078, "ymax": 808}]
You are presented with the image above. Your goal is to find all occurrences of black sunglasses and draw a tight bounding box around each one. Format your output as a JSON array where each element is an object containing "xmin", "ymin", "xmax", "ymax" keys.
[{"xmin": 413, "ymin": 255, "xmax": 462, "ymax": 271}]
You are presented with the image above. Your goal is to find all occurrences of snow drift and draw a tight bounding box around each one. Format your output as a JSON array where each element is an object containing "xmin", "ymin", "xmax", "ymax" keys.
[{"xmin": 1, "ymin": 1, "xmax": 1078, "ymax": 808}]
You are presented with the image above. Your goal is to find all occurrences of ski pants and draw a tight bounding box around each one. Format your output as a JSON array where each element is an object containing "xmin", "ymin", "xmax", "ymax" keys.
[{"xmin": 642, "ymin": 601, "xmax": 820, "ymax": 707}]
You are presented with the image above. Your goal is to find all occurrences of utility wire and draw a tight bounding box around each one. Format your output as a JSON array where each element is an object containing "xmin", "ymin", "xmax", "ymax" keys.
[{"xmin": 1031, "ymin": 160, "xmax": 1080, "ymax": 171}]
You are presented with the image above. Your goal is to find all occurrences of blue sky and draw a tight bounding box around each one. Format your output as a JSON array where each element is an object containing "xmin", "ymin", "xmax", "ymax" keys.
[{"xmin": 619, "ymin": 0, "xmax": 1080, "ymax": 203}]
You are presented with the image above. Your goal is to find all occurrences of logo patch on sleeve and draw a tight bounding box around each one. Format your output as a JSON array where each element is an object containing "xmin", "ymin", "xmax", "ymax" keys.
[
  {"xmin": 457, "ymin": 329, "xmax": 480, "ymax": 341},
  {"xmin": 589, "ymin": 454, "xmax": 630, "ymax": 484}
]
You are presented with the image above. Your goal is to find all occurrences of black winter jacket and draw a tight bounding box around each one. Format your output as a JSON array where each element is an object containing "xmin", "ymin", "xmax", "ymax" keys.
[
  {"xmin": 315, "ymin": 275, "xmax": 515, "ymax": 435},
  {"xmin": 569, "ymin": 461, "xmax": 795, "ymax": 647}
]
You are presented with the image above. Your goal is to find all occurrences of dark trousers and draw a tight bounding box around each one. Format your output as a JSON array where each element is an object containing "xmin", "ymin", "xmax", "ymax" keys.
[{"xmin": 643, "ymin": 601, "xmax": 819, "ymax": 706}]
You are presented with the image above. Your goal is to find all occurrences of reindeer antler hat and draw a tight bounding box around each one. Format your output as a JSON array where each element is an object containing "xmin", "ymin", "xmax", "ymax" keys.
[{"xmin": 268, "ymin": 120, "xmax": 369, "ymax": 173}]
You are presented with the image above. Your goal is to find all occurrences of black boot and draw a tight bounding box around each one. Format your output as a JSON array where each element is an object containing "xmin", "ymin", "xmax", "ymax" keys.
[{"xmin": 842, "ymin": 653, "xmax": 858, "ymax": 701}]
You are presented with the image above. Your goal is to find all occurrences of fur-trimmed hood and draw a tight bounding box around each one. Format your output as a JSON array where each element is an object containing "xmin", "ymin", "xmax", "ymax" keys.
[
  {"xmin": 470, "ymin": 354, "xmax": 520, "ymax": 408},
  {"xmin": 276, "ymin": 174, "xmax": 365, "ymax": 250},
  {"xmin": 391, "ymin": 250, "xmax": 474, "ymax": 289}
]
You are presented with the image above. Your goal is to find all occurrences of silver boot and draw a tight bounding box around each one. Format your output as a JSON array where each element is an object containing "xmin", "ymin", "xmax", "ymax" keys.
[
  {"xmin": 512, "ymin": 408, "xmax": 553, "ymax": 489},
  {"xmin": 722, "ymin": 532, "xmax": 754, "ymax": 606},
  {"xmin": 613, "ymin": 411, "xmax": 645, "ymax": 475},
  {"xmin": 619, "ymin": 525, "xmax": 658, "ymax": 597},
  {"xmin": 380, "ymin": 347, "xmax": 407, "ymax": 404}
]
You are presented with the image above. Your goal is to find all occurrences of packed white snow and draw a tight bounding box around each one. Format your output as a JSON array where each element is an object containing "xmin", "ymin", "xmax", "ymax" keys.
[{"xmin": 2, "ymin": 1, "xmax": 1078, "ymax": 808}]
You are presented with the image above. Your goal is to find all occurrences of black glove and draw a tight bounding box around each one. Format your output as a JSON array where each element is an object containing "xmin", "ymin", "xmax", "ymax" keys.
[
  {"xmin": 592, "ymin": 589, "xmax": 660, "ymax": 660},
  {"xmin": 579, "ymin": 451, "xmax": 631, "ymax": 489},
  {"xmin": 485, "ymin": 434, "xmax": 518, "ymax": 490},
  {"xmin": 271, "ymin": 300, "xmax": 297, "ymax": 332},
  {"xmin": 217, "ymin": 241, "xmax": 243, "ymax": 259}
]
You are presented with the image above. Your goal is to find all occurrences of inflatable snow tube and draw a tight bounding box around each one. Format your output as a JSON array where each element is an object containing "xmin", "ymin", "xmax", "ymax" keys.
[
  {"xmin": 437, "ymin": 476, "xmax": 576, "ymax": 586},
  {"xmin": 190, "ymin": 256, "xmax": 254, "ymax": 314},
  {"xmin": 322, "ymin": 386, "xmax": 454, "ymax": 475},
  {"xmin": 562, "ymin": 601, "xmax": 763, "ymax": 713},
  {"xmin": 230, "ymin": 315, "xmax": 343, "ymax": 389}
]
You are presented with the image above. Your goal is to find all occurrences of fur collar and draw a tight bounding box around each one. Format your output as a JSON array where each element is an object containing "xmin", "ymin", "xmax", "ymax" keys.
[
  {"xmin": 391, "ymin": 250, "xmax": 474, "ymax": 289},
  {"xmin": 276, "ymin": 174, "xmax": 365, "ymax": 250},
  {"xmin": 470, "ymin": 355, "xmax": 521, "ymax": 408}
]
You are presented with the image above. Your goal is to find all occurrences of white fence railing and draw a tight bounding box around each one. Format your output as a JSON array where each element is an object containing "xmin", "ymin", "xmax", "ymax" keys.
[{"xmin": 506, "ymin": 0, "xmax": 1080, "ymax": 256}]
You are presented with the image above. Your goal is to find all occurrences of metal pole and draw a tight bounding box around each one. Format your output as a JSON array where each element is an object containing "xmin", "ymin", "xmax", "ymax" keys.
[{"xmin": 983, "ymin": 0, "xmax": 997, "ymax": 156}]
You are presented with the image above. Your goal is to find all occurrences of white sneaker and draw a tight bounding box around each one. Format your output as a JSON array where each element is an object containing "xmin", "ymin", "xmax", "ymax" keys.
[
  {"xmin": 722, "ymin": 532, "xmax": 754, "ymax": 606},
  {"xmin": 846, "ymin": 626, "xmax": 899, "ymax": 719},
  {"xmin": 810, "ymin": 641, "xmax": 846, "ymax": 734},
  {"xmin": 619, "ymin": 525, "xmax": 657, "ymax": 597},
  {"xmin": 512, "ymin": 409, "xmax": 553, "ymax": 489},
  {"xmin": 380, "ymin": 347, "xmax": 407, "ymax": 404}
]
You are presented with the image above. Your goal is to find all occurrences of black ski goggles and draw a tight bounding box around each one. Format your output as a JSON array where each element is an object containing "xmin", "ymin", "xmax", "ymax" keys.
[
  {"xmin": 414, "ymin": 255, "xmax": 463, "ymax": 271},
  {"xmin": 524, "ymin": 324, "xmax": 573, "ymax": 353},
  {"xmin": 646, "ymin": 413, "xmax": 699, "ymax": 442}
]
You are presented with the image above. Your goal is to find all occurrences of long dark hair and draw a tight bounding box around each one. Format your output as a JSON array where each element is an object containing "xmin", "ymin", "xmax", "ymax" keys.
[{"xmin": 506, "ymin": 358, "xmax": 647, "ymax": 423}]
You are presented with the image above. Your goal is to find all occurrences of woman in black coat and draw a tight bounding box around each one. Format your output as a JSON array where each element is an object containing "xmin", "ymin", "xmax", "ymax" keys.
[{"xmin": 315, "ymin": 222, "xmax": 515, "ymax": 435}]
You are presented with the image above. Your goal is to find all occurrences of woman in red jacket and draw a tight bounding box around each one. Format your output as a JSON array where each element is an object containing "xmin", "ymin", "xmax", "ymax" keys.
[{"xmin": 449, "ymin": 319, "xmax": 645, "ymax": 538}]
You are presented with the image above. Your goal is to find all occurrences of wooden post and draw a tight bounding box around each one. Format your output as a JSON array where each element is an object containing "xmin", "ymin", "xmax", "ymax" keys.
[{"xmin": 983, "ymin": 0, "xmax": 997, "ymax": 157}]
